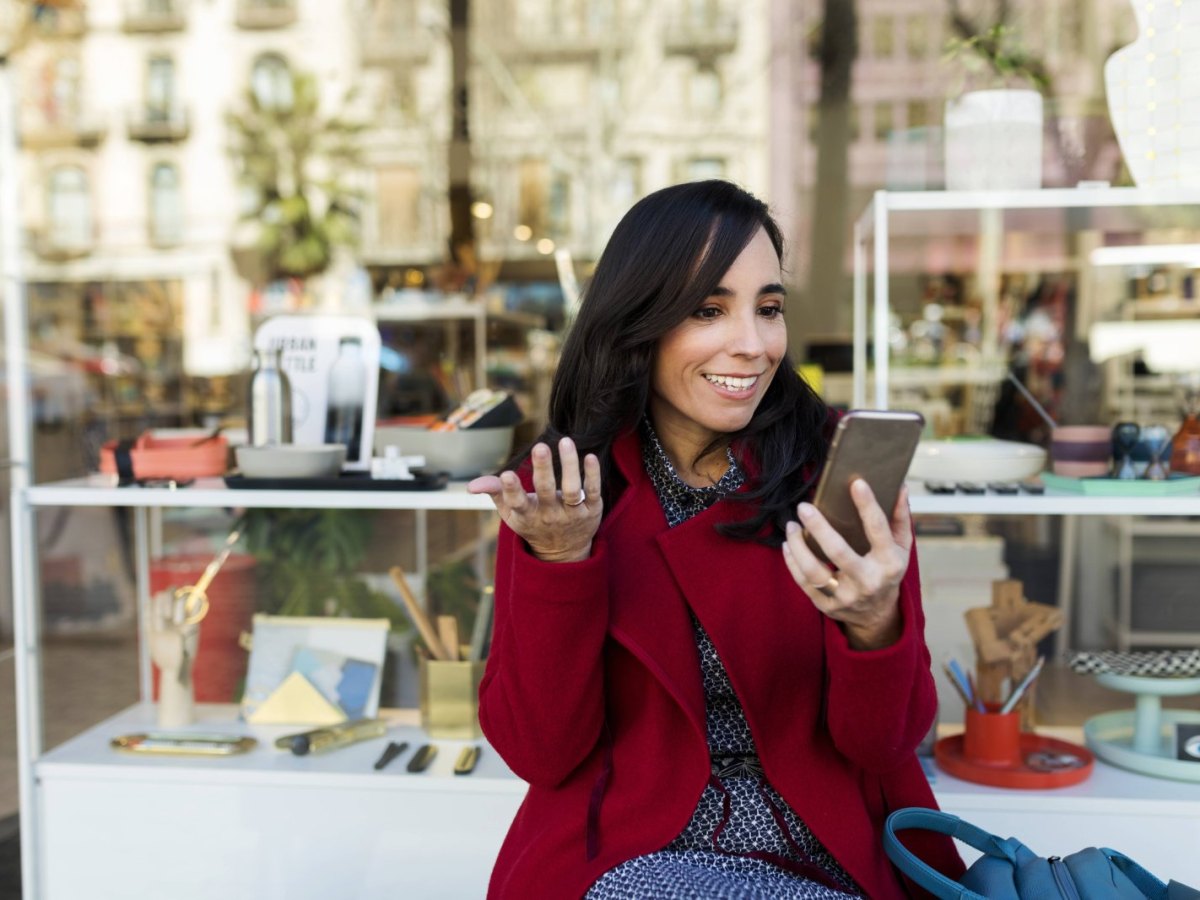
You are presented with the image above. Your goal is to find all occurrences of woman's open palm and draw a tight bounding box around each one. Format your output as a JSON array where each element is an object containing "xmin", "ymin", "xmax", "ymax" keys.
[{"xmin": 468, "ymin": 437, "xmax": 603, "ymax": 563}]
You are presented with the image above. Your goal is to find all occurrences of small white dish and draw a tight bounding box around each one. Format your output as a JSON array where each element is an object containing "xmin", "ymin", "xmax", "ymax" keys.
[
  {"xmin": 907, "ymin": 439, "xmax": 1047, "ymax": 483},
  {"xmin": 236, "ymin": 444, "xmax": 347, "ymax": 479}
]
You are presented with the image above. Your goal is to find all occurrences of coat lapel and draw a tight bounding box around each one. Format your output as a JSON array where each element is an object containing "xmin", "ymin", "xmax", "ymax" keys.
[
  {"xmin": 602, "ymin": 432, "xmax": 706, "ymax": 734},
  {"xmin": 655, "ymin": 497, "xmax": 827, "ymax": 741}
]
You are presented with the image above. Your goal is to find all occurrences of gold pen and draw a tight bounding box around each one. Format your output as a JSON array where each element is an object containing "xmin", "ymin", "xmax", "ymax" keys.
[{"xmin": 277, "ymin": 718, "xmax": 388, "ymax": 756}]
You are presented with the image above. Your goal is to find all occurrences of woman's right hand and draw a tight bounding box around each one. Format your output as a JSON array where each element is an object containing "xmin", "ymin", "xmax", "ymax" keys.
[{"xmin": 467, "ymin": 436, "xmax": 603, "ymax": 563}]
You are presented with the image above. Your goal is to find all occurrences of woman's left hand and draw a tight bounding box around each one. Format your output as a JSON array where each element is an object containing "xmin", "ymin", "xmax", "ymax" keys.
[{"xmin": 781, "ymin": 480, "xmax": 911, "ymax": 651}]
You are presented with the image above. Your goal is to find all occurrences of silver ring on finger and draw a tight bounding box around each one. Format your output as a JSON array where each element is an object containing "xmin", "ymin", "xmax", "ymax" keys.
[
  {"xmin": 813, "ymin": 575, "xmax": 839, "ymax": 598},
  {"xmin": 564, "ymin": 490, "xmax": 587, "ymax": 508}
]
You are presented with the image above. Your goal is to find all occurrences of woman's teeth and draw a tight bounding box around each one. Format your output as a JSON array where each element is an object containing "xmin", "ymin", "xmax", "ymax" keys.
[{"xmin": 704, "ymin": 374, "xmax": 757, "ymax": 390}]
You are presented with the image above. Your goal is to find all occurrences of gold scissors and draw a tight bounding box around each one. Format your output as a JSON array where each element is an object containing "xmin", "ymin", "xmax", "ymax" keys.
[{"xmin": 170, "ymin": 528, "xmax": 241, "ymax": 627}]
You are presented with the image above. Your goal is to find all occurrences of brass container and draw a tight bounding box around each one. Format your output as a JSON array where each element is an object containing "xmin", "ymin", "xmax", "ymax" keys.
[{"xmin": 419, "ymin": 656, "xmax": 485, "ymax": 739}]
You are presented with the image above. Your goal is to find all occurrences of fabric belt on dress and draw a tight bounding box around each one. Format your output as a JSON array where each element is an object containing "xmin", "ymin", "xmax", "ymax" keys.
[{"xmin": 710, "ymin": 752, "xmax": 765, "ymax": 779}]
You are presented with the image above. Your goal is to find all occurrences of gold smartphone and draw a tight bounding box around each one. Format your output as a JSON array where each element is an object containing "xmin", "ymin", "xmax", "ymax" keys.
[{"xmin": 805, "ymin": 410, "xmax": 924, "ymax": 564}]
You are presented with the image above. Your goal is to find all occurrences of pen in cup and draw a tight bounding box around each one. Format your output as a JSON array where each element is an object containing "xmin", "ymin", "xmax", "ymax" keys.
[
  {"xmin": 946, "ymin": 658, "xmax": 985, "ymax": 713},
  {"xmin": 999, "ymin": 656, "xmax": 1045, "ymax": 715},
  {"xmin": 941, "ymin": 663, "xmax": 973, "ymax": 708}
]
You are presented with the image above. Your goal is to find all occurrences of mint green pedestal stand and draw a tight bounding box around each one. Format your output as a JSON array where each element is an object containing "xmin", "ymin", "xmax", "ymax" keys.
[{"xmin": 1083, "ymin": 673, "xmax": 1200, "ymax": 781}]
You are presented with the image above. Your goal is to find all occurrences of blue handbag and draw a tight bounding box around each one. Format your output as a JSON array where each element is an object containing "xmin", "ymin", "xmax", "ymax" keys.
[{"xmin": 883, "ymin": 808, "xmax": 1200, "ymax": 900}]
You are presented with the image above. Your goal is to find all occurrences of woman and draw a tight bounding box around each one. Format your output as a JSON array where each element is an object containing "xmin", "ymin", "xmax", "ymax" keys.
[{"xmin": 468, "ymin": 180, "xmax": 963, "ymax": 899}]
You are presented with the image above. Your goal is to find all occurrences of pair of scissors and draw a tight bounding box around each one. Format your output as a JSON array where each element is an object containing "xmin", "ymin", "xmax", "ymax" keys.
[{"xmin": 169, "ymin": 528, "xmax": 241, "ymax": 626}]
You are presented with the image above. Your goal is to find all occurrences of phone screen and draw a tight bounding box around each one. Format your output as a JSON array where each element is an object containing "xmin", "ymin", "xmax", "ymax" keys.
[{"xmin": 805, "ymin": 410, "xmax": 924, "ymax": 563}]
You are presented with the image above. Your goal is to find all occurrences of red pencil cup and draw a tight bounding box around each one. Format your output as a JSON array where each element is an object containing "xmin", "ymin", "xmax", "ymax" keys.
[{"xmin": 962, "ymin": 706, "xmax": 1021, "ymax": 767}]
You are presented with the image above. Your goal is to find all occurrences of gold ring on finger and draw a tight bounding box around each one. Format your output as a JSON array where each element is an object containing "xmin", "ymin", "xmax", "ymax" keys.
[
  {"xmin": 814, "ymin": 576, "xmax": 839, "ymax": 598},
  {"xmin": 564, "ymin": 490, "xmax": 587, "ymax": 508}
]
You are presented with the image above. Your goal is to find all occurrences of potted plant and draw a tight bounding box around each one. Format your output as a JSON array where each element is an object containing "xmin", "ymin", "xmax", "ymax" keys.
[
  {"xmin": 942, "ymin": 21, "xmax": 1051, "ymax": 191},
  {"xmin": 236, "ymin": 508, "xmax": 413, "ymax": 703}
]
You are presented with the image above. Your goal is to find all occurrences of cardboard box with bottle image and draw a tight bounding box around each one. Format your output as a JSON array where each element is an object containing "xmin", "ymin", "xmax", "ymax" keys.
[{"xmin": 253, "ymin": 315, "xmax": 382, "ymax": 471}]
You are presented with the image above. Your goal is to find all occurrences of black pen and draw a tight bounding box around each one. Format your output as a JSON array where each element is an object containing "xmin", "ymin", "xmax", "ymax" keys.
[{"xmin": 373, "ymin": 740, "xmax": 409, "ymax": 771}]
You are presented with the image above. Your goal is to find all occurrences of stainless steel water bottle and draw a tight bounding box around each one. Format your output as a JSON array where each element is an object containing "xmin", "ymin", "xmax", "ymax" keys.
[{"xmin": 248, "ymin": 347, "xmax": 293, "ymax": 446}]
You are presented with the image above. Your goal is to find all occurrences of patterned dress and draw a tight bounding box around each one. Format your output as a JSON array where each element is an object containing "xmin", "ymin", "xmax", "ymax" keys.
[{"xmin": 585, "ymin": 424, "xmax": 860, "ymax": 900}]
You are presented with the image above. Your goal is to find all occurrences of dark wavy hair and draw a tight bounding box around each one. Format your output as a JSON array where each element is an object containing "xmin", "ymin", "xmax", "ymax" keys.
[{"xmin": 513, "ymin": 179, "xmax": 832, "ymax": 545}]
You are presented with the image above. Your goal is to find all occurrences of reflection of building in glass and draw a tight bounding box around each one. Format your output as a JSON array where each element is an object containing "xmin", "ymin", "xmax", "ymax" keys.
[
  {"xmin": 772, "ymin": 0, "xmax": 1138, "ymax": 283},
  {"xmin": 14, "ymin": 0, "xmax": 1145, "ymax": 389}
]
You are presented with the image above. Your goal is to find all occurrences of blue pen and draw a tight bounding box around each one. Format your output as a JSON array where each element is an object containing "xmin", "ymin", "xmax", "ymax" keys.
[
  {"xmin": 948, "ymin": 658, "xmax": 986, "ymax": 713},
  {"xmin": 1000, "ymin": 656, "xmax": 1045, "ymax": 715}
]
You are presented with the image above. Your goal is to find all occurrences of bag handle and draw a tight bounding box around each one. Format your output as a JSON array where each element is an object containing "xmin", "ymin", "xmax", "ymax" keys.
[{"xmin": 883, "ymin": 808, "xmax": 1024, "ymax": 900}]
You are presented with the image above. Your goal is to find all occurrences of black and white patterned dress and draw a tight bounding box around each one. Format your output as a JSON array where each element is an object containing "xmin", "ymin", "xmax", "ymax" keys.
[{"xmin": 585, "ymin": 425, "xmax": 860, "ymax": 900}]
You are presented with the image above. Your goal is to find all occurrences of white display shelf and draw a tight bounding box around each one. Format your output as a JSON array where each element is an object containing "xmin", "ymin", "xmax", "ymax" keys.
[
  {"xmin": 24, "ymin": 474, "xmax": 1200, "ymax": 517},
  {"xmin": 37, "ymin": 707, "xmax": 1200, "ymax": 894},
  {"xmin": 24, "ymin": 475, "xmax": 495, "ymax": 511},
  {"xmin": 906, "ymin": 482, "xmax": 1200, "ymax": 517},
  {"xmin": 37, "ymin": 705, "xmax": 524, "ymax": 900},
  {"xmin": 40, "ymin": 703, "xmax": 522, "ymax": 792}
]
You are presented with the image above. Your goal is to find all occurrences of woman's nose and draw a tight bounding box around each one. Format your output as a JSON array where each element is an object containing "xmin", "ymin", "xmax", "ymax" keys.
[{"xmin": 728, "ymin": 313, "xmax": 767, "ymax": 356}]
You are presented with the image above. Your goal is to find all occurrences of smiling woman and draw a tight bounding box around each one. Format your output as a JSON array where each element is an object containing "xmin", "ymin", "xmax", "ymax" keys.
[{"xmin": 465, "ymin": 180, "xmax": 964, "ymax": 899}]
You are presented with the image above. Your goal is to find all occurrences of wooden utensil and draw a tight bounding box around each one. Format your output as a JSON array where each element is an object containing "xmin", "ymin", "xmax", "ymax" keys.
[{"xmin": 389, "ymin": 566, "xmax": 449, "ymax": 661}]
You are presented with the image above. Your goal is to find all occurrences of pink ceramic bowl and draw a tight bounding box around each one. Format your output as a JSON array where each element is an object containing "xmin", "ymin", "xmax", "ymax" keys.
[{"xmin": 1051, "ymin": 426, "xmax": 1111, "ymax": 477}]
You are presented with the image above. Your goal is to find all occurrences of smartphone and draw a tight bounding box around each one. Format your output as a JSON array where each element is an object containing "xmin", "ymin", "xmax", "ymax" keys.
[{"xmin": 805, "ymin": 410, "xmax": 924, "ymax": 564}]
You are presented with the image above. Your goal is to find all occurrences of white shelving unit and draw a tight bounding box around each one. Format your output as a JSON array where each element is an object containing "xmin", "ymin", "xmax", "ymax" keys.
[
  {"xmin": 12, "ymin": 469, "xmax": 1200, "ymax": 897},
  {"xmin": 852, "ymin": 187, "xmax": 1200, "ymax": 650}
]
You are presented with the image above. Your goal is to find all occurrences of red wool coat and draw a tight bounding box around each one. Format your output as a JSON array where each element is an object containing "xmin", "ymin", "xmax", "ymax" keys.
[{"xmin": 479, "ymin": 430, "xmax": 964, "ymax": 899}]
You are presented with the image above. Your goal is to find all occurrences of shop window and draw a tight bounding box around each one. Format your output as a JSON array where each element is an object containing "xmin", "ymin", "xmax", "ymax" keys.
[
  {"xmin": 587, "ymin": 0, "xmax": 615, "ymax": 33},
  {"xmin": 40, "ymin": 56, "xmax": 81, "ymax": 125},
  {"xmin": 690, "ymin": 64, "xmax": 722, "ymax": 114},
  {"xmin": 146, "ymin": 55, "xmax": 176, "ymax": 121},
  {"xmin": 683, "ymin": 157, "xmax": 725, "ymax": 182},
  {"xmin": 611, "ymin": 157, "xmax": 641, "ymax": 211},
  {"xmin": 251, "ymin": 53, "xmax": 293, "ymax": 111},
  {"xmin": 376, "ymin": 165, "xmax": 421, "ymax": 247},
  {"xmin": 47, "ymin": 166, "xmax": 92, "ymax": 251},
  {"xmin": 905, "ymin": 15, "xmax": 929, "ymax": 59},
  {"xmin": 369, "ymin": 0, "xmax": 417, "ymax": 32},
  {"xmin": 872, "ymin": 15, "xmax": 895, "ymax": 58},
  {"xmin": 907, "ymin": 100, "xmax": 934, "ymax": 129},
  {"xmin": 548, "ymin": 172, "xmax": 570, "ymax": 238},
  {"xmin": 685, "ymin": 0, "xmax": 719, "ymax": 28},
  {"xmin": 150, "ymin": 163, "xmax": 183, "ymax": 246},
  {"xmin": 517, "ymin": 158, "xmax": 549, "ymax": 238},
  {"xmin": 874, "ymin": 101, "xmax": 894, "ymax": 142}
]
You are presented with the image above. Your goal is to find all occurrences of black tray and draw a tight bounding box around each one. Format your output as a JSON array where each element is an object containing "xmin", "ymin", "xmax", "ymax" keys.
[{"xmin": 224, "ymin": 470, "xmax": 449, "ymax": 491}]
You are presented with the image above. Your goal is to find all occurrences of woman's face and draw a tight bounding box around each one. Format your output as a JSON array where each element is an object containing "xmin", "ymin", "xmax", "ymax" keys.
[{"xmin": 649, "ymin": 226, "xmax": 787, "ymax": 466}]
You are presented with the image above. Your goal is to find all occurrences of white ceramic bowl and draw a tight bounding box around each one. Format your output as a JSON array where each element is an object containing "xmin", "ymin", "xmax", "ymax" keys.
[
  {"xmin": 907, "ymin": 439, "xmax": 1047, "ymax": 483},
  {"xmin": 374, "ymin": 425, "xmax": 514, "ymax": 478},
  {"xmin": 236, "ymin": 444, "xmax": 347, "ymax": 479}
]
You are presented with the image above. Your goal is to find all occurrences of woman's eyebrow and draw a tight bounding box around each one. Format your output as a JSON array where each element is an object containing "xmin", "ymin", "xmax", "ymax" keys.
[{"xmin": 709, "ymin": 283, "xmax": 788, "ymax": 297}]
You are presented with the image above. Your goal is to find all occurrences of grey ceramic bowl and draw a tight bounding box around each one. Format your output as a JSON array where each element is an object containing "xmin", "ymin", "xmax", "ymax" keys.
[
  {"xmin": 235, "ymin": 444, "xmax": 347, "ymax": 479},
  {"xmin": 373, "ymin": 425, "xmax": 514, "ymax": 478}
]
